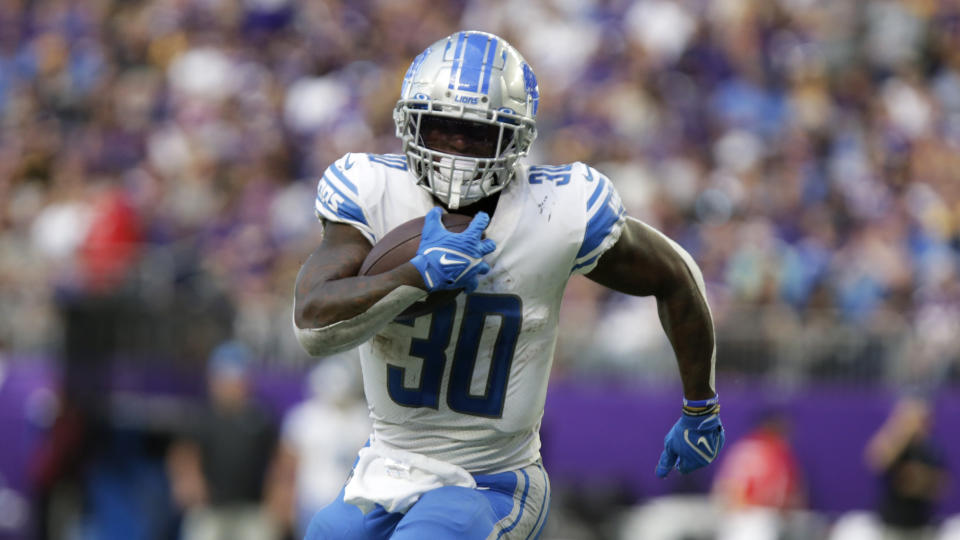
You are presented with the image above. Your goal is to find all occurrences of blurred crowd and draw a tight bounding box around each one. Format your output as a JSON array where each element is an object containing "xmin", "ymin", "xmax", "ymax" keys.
[
  {"xmin": 1, "ymin": 0, "xmax": 960, "ymax": 537},
  {"xmin": 2, "ymin": 0, "xmax": 960, "ymax": 381}
]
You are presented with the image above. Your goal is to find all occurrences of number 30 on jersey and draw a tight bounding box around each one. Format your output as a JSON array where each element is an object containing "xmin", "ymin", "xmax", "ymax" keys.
[{"xmin": 387, "ymin": 294, "xmax": 522, "ymax": 419}]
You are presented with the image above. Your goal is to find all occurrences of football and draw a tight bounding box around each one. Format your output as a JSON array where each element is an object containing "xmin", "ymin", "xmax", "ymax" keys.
[{"xmin": 359, "ymin": 213, "xmax": 474, "ymax": 319}]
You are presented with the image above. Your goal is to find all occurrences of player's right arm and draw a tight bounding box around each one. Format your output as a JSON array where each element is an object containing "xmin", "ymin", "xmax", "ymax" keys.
[
  {"xmin": 293, "ymin": 222, "xmax": 428, "ymax": 357},
  {"xmin": 294, "ymin": 213, "xmax": 494, "ymax": 357},
  {"xmin": 294, "ymin": 154, "xmax": 495, "ymax": 357},
  {"xmin": 294, "ymin": 152, "xmax": 434, "ymax": 357},
  {"xmin": 294, "ymin": 222, "xmax": 424, "ymax": 329}
]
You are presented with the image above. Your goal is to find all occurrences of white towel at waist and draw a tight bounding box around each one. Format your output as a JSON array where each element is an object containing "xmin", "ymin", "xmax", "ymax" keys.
[{"xmin": 343, "ymin": 438, "xmax": 477, "ymax": 514}]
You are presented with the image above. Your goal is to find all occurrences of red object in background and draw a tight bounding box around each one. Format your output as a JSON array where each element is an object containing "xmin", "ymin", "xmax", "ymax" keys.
[
  {"xmin": 712, "ymin": 427, "xmax": 806, "ymax": 510},
  {"xmin": 79, "ymin": 188, "xmax": 142, "ymax": 293}
]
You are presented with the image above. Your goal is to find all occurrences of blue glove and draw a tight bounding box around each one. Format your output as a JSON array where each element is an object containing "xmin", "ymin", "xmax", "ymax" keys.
[
  {"xmin": 410, "ymin": 207, "xmax": 497, "ymax": 293},
  {"xmin": 656, "ymin": 404, "xmax": 725, "ymax": 478}
]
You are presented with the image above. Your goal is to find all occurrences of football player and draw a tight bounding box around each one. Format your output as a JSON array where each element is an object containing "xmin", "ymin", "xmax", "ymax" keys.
[{"xmin": 293, "ymin": 31, "xmax": 723, "ymax": 539}]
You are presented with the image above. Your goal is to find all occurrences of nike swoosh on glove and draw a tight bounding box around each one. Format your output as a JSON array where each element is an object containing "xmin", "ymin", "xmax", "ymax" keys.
[
  {"xmin": 655, "ymin": 412, "xmax": 725, "ymax": 477},
  {"xmin": 410, "ymin": 207, "xmax": 497, "ymax": 293}
]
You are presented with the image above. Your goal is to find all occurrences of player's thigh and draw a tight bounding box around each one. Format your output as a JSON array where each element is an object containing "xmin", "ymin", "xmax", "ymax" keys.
[
  {"xmin": 391, "ymin": 486, "xmax": 498, "ymax": 540},
  {"xmin": 483, "ymin": 462, "xmax": 551, "ymax": 540},
  {"xmin": 304, "ymin": 490, "xmax": 401, "ymax": 540},
  {"xmin": 392, "ymin": 462, "xmax": 551, "ymax": 540}
]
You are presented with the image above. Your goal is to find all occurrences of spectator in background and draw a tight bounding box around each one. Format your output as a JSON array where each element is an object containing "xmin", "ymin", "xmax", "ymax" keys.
[
  {"xmin": 2, "ymin": 0, "xmax": 960, "ymax": 387},
  {"xmin": 266, "ymin": 353, "xmax": 371, "ymax": 538},
  {"xmin": 865, "ymin": 395, "xmax": 949, "ymax": 540},
  {"xmin": 713, "ymin": 410, "xmax": 805, "ymax": 511},
  {"xmin": 166, "ymin": 341, "xmax": 280, "ymax": 540},
  {"xmin": 2, "ymin": 1, "xmax": 960, "ymax": 533},
  {"xmin": 712, "ymin": 409, "xmax": 808, "ymax": 540},
  {"xmin": 28, "ymin": 180, "xmax": 145, "ymax": 540}
]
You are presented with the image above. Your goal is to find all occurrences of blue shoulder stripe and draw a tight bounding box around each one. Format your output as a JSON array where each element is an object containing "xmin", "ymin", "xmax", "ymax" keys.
[
  {"xmin": 316, "ymin": 173, "xmax": 369, "ymax": 228},
  {"xmin": 578, "ymin": 189, "xmax": 625, "ymax": 259},
  {"xmin": 586, "ymin": 179, "xmax": 605, "ymax": 209},
  {"xmin": 328, "ymin": 163, "xmax": 358, "ymax": 195}
]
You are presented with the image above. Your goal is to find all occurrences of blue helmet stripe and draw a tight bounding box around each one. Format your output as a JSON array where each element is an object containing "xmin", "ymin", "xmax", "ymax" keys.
[
  {"xmin": 448, "ymin": 32, "xmax": 467, "ymax": 90},
  {"xmin": 442, "ymin": 34, "xmax": 455, "ymax": 60},
  {"xmin": 480, "ymin": 37, "xmax": 499, "ymax": 95},
  {"xmin": 402, "ymin": 47, "xmax": 431, "ymax": 97},
  {"xmin": 522, "ymin": 63, "xmax": 539, "ymax": 116},
  {"xmin": 454, "ymin": 33, "xmax": 490, "ymax": 93}
]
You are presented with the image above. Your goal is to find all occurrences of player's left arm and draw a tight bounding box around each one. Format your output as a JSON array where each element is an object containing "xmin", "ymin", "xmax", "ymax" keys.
[
  {"xmin": 586, "ymin": 216, "xmax": 715, "ymax": 399},
  {"xmin": 586, "ymin": 216, "xmax": 724, "ymax": 477}
]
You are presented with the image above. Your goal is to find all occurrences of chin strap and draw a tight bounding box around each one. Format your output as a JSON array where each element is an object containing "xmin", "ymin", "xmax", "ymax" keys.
[
  {"xmin": 438, "ymin": 155, "xmax": 469, "ymax": 209},
  {"xmin": 447, "ymin": 183, "xmax": 462, "ymax": 210},
  {"xmin": 294, "ymin": 285, "xmax": 428, "ymax": 357}
]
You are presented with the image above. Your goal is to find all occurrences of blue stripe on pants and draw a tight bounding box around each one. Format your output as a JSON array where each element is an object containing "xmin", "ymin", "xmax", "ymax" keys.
[{"xmin": 304, "ymin": 463, "xmax": 550, "ymax": 540}]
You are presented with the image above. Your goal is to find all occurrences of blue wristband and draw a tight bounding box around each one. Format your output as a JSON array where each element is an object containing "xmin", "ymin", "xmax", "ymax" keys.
[
  {"xmin": 683, "ymin": 394, "xmax": 719, "ymax": 416},
  {"xmin": 682, "ymin": 394, "xmax": 719, "ymax": 408}
]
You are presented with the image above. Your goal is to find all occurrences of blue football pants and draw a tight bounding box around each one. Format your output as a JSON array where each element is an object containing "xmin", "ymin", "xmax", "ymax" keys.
[{"xmin": 304, "ymin": 461, "xmax": 550, "ymax": 540}]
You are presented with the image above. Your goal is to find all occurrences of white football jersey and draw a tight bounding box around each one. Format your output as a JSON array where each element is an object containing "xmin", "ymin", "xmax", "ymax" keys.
[{"xmin": 314, "ymin": 152, "xmax": 625, "ymax": 474}]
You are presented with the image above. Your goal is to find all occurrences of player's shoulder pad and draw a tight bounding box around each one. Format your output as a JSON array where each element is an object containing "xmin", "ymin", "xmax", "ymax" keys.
[
  {"xmin": 570, "ymin": 161, "xmax": 627, "ymax": 274},
  {"xmin": 314, "ymin": 152, "xmax": 388, "ymax": 243}
]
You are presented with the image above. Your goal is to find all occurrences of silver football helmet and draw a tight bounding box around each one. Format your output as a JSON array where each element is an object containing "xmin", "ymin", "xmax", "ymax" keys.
[{"xmin": 394, "ymin": 31, "xmax": 539, "ymax": 209}]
